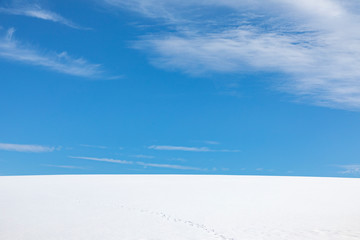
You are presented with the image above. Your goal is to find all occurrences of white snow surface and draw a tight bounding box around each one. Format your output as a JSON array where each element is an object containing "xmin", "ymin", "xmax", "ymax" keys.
[{"xmin": 1, "ymin": 175, "xmax": 360, "ymax": 240}]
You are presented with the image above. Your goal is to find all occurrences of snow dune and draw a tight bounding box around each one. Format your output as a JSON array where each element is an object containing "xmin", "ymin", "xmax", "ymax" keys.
[{"xmin": 1, "ymin": 175, "xmax": 360, "ymax": 240}]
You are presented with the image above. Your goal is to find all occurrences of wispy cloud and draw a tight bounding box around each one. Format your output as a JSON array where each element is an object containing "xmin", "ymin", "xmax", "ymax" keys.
[
  {"xmin": 136, "ymin": 161, "xmax": 204, "ymax": 170},
  {"xmin": 0, "ymin": 143, "xmax": 55, "ymax": 152},
  {"xmin": 104, "ymin": 0, "xmax": 360, "ymax": 110},
  {"xmin": 168, "ymin": 157, "xmax": 186, "ymax": 162},
  {"xmin": 43, "ymin": 164, "xmax": 86, "ymax": 169},
  {"xmin": 204, "ymin": 141, "xmax": 219, "ymax": 145},
  {"xmin": 338, "ymin": 165, "xmax": 360, "ymax": 175},
  {"xmin": 0, "ymin": 3, "xmax": 85, "ymax": 29},
  {"xmin": 0, "ymin": 28, "xmax": 104, "ymax": 78},
  {"xmin": 149, "ymin": 145, "xmax": 211, "ymax": 152},
  {"xmin": 148, "ymin": 145, "xmax": 240, "ymax": 152},
  {"xmin": 70, "ymin": 156, "xmax": 203, "ymax": 170},
  {"xmin": 80, "ymin": 144, "xmax": 108, "ymax": 149},
  {"xmin": 130, "ymin": 154, "xmax": 155, "ymax": 159},
  {"xmin": 70, "ymin": 156, "xmax": 133, "ymax": 164}
]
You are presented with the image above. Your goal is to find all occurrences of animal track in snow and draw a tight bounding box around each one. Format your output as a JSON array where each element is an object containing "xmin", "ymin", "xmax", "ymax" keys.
[{"xmin": 119, "ymin": 205, "xmax": 236, "ymax": 240}]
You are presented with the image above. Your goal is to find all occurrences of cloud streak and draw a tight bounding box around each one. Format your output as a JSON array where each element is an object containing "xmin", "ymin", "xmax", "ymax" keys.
[
  {"xmin": 104, "ymin": 0, "xmax": 360, "ymax": 110},
  {"xmin": 148, "ymin": 145, "xmax": 240, "ymax": 152},
  {"xmin": 0, "ymin": 143, "xmax": 55, "ymax": 152},
  {"xmin": 80, "ymin": 144, "xmax": 108, "ymax": 149},
  {"xmin": 43, "ymin": 164, "xmax": 86, "ymax": 169},
  {"xmin": 204, "ymin": 141, "xmax": 220, "ymax": 145},
  {"xmin": 149, "ymin": 145, "xmax": 211, "ymax": 152},
  {"xmin": 70, "ymin": 156, "xmax": 133, "ymax": 165},
  {"xmin": 130, "ymin": 154, "xmax": 155, "ymax": 159},
  {"xmin": 0, "ymin": 4, "xmax": 85, "ymax": 29},
  {"xmin": 338, "ymin": 165, "xmax": 360, "ymax": 175},
  {"xmin": 70, "ymin": 156, "xmax": 204, "ymax": 170},
  {"xmin": 0, "ymin": 28, "xmax": 104, "ymax": 78},
  {"xmin": 136, "ymin": 161, "xmax": 203, "ymax": 170}
]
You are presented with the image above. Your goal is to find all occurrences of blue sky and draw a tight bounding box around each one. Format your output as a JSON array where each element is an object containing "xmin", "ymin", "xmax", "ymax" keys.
[{"xmin": 1, "ymin": 0, "xmax": 360, "ymax": 177}]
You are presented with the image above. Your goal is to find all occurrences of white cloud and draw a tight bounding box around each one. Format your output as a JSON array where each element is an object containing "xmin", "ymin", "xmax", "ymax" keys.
[
  {"xmin": 168, "ymin": 157, "xmax": 186, "ymax": 162},
  {"xmin": 70, "ymin": 156, "xmax": 203, "ymax": 170},
  {"xmin": 204, "ymin": 141, "xmax": 219, "ymax": 145},
  {"xmin": 339, "ymin": 165, "xmax": 360, "ymax": 175},
  {"xmin": 43, "ymin": 164, "xmax": 86, "ymax": 169},
  {"xmin": 104, "ymin": 0, "xmax": 360, "ymax": 110},
  {"xmin": 0, "ymin": 143, "xmax": 55, "ymax": 152},
  {"xmin": 136, "ymin": 161, "xmax": 204, "ymax": 170},
  {"xmin": 148, "ymin": 145, "xmax": 240, "ymax": 152},
  {"xmin": 80, "ymin": 144, "xmax": 108, "ymax": 149},
  {"xmin": 0, "ymin": 4, "xmax": 85, "ymax": 29},
  {"xmin": 70, "ymin": 156, "xmax": 133, "ymax": 165},
  {"xmin": 149, "ymin": 145, "xmax": 211, "ymax": 152},
  {"xmin": 130, "ymin": 154, "xmax": 155, "ymax": 159},
  {"xmin": 0, "ymin": 28, "xmax": 104, "ymax": 78}
]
